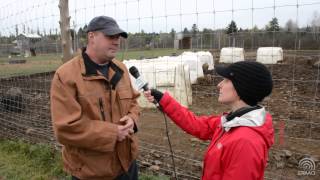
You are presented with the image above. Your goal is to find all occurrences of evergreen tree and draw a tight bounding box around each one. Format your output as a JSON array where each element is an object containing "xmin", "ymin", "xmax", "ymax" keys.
[
  {"xmin": 226, "ymin": 20, "xmax": 238, "ymax": 34},
  {"xmin": 266, "ymin": 17, "xmax": 280, "ymax": 32}
]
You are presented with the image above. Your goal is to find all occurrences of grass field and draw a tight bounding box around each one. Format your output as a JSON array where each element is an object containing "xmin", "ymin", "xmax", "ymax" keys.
[
  {"xmin": 0, "ymin": 54, "xmax": 62, "ymax": 78},
  {"xmin": 0, "ymin": 49, "xmax": 185, "ymax": 77},
  {"xmin": 0, "ymin": 139, "xmax": 169, "ymax": 180}
]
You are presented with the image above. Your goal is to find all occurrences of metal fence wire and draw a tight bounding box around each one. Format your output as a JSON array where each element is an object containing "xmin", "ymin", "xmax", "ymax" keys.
[{"xmin": 0, "ymin": 0, "xmax": 319, "ymax": 179}]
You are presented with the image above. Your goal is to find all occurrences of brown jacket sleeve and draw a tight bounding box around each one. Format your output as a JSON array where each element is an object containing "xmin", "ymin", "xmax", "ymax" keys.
[{"xmin": 50, "ymin": 73, "xmax": 118, "ymax": 152}]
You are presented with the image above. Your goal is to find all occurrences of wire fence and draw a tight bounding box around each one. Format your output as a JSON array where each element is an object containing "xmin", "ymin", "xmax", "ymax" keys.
[{"xmin": 0, "ymin": 0, "xmax": 320, "ymax": 179}]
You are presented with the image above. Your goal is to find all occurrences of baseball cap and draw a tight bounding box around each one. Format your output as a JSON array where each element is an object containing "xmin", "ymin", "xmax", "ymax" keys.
[{"xmin": 86, "ymin": 16, "xmax": 128, "ymax": 38}]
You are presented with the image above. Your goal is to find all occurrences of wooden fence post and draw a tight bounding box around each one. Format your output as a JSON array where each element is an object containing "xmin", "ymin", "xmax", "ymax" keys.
[{"xmin": 58, "ymin": 0, "xmax": 73, "ymax": 63}]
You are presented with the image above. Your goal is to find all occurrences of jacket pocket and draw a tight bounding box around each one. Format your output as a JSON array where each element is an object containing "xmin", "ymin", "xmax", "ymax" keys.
[
  {"xmin": 98, "ymin": 98, "xmax": 106, "ymax": 121},
  {"xmin": 62, "ymin": 146, "xmax": 83, "ymax": 173},
  {"xmin": 79, "ymin": 150, "xmax": 120, "ymax": 177},
  {"xmin": 117, "ymin": 90, "xmax": 133, "ymax": 115}
]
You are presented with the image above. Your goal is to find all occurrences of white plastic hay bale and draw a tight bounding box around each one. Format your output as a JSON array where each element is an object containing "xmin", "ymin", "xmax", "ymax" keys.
[
  {"xmin": 126, "ymin": 51, "xmax": 214, "ymax": 84},
  {"xmin": 196, "ymin": 51, "xmax": 215, "ymax": 70},
  {"xmin": 256, "ymin": 47, "xmax": 283, "ymax": 64},
  {"xmin": 124, "ymin": 61, "xmax": 192, "ymax": 108},
  {"xmin": 219, "ymin": 47, "xmax": 244, "ymax": 63},
  {"xmin": 176, "ymin": 51, "xmax": 214, "ymax": 83}
]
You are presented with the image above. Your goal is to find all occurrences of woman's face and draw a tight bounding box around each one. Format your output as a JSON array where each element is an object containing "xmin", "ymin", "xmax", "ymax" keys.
[{"xmin": 217, "ymin": 78, "xmax": 240, "ymax": 105}]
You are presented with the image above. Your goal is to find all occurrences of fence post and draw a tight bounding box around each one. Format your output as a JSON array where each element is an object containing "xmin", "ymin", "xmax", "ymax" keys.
[{"xmin": 58, "ymin": 0, "xmax": 73, "ymax": 63}]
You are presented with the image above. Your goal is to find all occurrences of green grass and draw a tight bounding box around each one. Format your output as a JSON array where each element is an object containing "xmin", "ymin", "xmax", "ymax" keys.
[
  {"xmin": 0, "ymin": 139, "xmax": 67, "ymax": 180},
  {"xmin": 0, "ymin": 49, "xmax": 187, "ymax": 78},
  {"xmin": 0, "ymin": 54, "xmax": 62, "ymax": 78},
  {"xmin": 116, "ymin": 48, "xmax": 185, "ymax": 60},
  {"xmin": 0, "ymin": 139, "xmax": 169, "ymax": 180},
  {"xmin": 140, "ymin": 174, "xmax": 170, "ymax": 180}
]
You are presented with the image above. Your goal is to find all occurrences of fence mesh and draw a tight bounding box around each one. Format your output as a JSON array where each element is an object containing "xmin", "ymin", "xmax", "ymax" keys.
[{"xmin": 0, "ymin": 0, "xmax": 319, "ymax": 179}]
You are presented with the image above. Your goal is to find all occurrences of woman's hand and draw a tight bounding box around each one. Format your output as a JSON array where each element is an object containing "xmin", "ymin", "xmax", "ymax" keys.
[{"xmin": 143, "ymin": 90, "xmax": 155, "ymax": 103}]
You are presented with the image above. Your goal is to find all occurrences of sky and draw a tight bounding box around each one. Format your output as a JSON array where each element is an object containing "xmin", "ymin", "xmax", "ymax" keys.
[{"xmin": 0, "ymin": 0, "xmax": 320, "ymax": 36}]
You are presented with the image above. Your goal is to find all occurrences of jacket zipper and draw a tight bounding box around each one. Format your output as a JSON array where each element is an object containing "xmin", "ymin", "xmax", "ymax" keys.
[
  {"xmin": 212, "ymin": 129, "xmax": 225, "ymax": 147},
  {"xmin": 98, "ymin": 98, "xmax": 106, "ymax": 121},
  {"xmin": 109, "ymin": 84, "xmax": 113, "ymax": 122}
]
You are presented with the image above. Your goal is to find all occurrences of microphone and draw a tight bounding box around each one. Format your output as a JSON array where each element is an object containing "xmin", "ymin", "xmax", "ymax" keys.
[
  {"xmin": 129, "ymin": 66, "xmax": 159, "ymax": 107},
  {"xmin": 129, "ymin": 66, "xmax": 149, "ymax": 91}
]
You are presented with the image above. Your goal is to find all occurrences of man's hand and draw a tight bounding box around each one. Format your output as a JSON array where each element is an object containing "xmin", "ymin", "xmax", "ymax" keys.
[{"xmin": 117, "ymin": 116, "xmax": 135, "ymax": 142}]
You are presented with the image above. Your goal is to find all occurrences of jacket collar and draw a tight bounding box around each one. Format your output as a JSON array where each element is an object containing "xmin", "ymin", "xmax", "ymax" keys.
[
  {"xmin": 221, "ymin": 106, "xmax": 266, "ymax": 132},
  {"xmin": 80, "ymin": 47, "xmax": 124, "ymax": 89},
  {"xmin": 82, "ymin": 48, "xmax": 101, "ymax": 76}
]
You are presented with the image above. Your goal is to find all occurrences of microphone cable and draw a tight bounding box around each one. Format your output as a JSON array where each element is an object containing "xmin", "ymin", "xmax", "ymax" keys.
[{"xmin": 156, "ymin": 105, "xmax": 178, "ymax": 180}]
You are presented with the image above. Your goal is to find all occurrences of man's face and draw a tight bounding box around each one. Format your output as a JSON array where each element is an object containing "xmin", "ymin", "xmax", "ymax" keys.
[{"xmin": 88, "ymin": 31, "xmax": 121, "ymax": 62}]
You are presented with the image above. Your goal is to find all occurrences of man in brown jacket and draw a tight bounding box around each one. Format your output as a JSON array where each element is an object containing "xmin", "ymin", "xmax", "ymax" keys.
[{"xmin": 50, "ymin": 16, "xmax": 140, "ymax": 180}]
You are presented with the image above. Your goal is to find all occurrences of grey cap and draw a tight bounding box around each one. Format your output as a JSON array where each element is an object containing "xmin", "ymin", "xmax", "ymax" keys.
[{"xmin": 86, "ymin": 16, "xmax": 128, "ymax": 38}]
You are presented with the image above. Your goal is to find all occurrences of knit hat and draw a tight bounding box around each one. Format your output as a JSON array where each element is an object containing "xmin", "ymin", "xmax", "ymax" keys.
[{"xmin": 215, "ymin": 61, "xmax": 273, "ymax": 106}]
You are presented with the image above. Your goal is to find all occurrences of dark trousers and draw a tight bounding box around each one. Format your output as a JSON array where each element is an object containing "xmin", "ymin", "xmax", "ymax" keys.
[{"xmin": 72, "ymin": 160, "xmax": 138, "ymax": 180}]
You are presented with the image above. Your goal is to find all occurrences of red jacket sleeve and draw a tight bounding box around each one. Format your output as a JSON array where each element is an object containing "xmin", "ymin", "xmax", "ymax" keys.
[
  {"xmin": 222, "ymin": 139, "xmax": 264, "ymax": 180},
  {"xmin": 160, "ymin": 92, "xmax": 221, "ymax": 140}
]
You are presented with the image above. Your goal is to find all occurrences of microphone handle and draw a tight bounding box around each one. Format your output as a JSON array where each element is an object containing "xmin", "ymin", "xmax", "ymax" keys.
[
  {"xmin": 142, "ymin": 85, "xmax": 160, "ymax": 108},
  {"xmin": 153, "ymin": 99, "xmax": 160, "ymax": 108}
]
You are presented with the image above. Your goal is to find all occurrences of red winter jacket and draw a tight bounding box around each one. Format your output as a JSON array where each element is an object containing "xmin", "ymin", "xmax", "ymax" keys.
[{"xmin": 159, "ymin": 92, "xmax": 274, "ymax": 180}]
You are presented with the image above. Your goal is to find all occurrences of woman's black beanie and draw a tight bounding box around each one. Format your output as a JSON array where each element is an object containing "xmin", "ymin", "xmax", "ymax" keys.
[{"xmin": 215, "ymin": 61, "xmax": 273, "ymax": 106}]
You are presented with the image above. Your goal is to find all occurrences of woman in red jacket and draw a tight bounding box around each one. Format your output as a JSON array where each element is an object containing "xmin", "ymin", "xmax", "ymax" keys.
[{"xmin": 143, "ymin": 61, "xmax": 274, "ymax": 180}]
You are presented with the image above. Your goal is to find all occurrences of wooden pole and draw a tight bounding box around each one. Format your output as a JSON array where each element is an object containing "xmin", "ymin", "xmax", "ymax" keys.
[{"xmin": 58, "ymin": 0, "xmax": 73, "ymax": 63}]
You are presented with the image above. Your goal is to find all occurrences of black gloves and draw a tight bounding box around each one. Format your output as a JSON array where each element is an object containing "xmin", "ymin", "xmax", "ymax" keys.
[{"xmin": 151, "ymin": 89, "xmax": 164, "ymax": 102}]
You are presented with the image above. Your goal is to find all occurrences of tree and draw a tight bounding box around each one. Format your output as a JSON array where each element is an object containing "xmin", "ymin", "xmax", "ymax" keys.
[
  {"xmin": 266, "ymin": 17, "xmax": 280, "ymax": 32},
  {"xmin": 191, "ymin": 23, "xmax": 199, "ymax": 37},
  {"xmin": 183, "ymin": 27, "xmax": 189, "ymax": 35},
  {"xmin": 77, "ymin": 26, "xmax": 87, "ymax": 39},
  {"xmin": 70, "ymin": 29, "xmax": 75, "ymax": 40},
  {"xmin": 252, "ymin": 25, "xmax": 259, "ymax": 32},
  {"xmin": 170, "ymin": 28, "xmax": 176, "ymax": 39},
  {"xmin": 305, "ymin": 25, "xmax": 312, "ymax": 32},
  {"xmin": 202, "ymin": 28, "xmax": 212, "ymax": 46},
  {"xmin": 83, "ymin": 24, "xmax": 88, "ymax": 32},
  {"xmin": 15, "ymin": 25, "xmax": 19, "ymax": 37},
  {"xmin": 311, "ymin": 11, "xmax": 320, "ymax": 39},
  {"xmin": 37, "ymin": 27, "xmax": 41, "ymax": 35},
  {"xmin": 285, "ymin": 19, "xmax": 298, "ymax": 32},
  {"xmin": 226, "ymin": 20, "xmax": 238, "ymax": 34}
]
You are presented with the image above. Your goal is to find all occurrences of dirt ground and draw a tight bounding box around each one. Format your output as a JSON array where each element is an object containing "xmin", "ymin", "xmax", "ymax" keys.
[{"xmin": 0, "ymin": 51, "xmax": 319, "ymax": 179}]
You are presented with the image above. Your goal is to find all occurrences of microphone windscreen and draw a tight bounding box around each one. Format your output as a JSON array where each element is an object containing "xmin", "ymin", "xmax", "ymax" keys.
[{"xmin": 129, "ymin": 66, "xmax": 140, "ymax": 79}]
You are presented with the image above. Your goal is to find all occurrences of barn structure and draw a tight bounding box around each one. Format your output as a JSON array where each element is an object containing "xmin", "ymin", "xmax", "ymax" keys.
[{"xmin": 14, "ymin": 33, "xmax": 41, "ymax": 56}]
